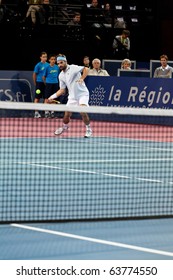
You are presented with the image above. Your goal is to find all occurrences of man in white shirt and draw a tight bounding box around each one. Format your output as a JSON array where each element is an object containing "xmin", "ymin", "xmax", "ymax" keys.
[
  {"xmin": 153, "ymin": 54, "xmax": 173, "ymax": 78},
  {"xmin": 88, "ymin": 58, "xmax": 109, "ymax": 76},
  {"xmin": 48, "ymin": 54, "xmax": 92, "ymax": 138}
]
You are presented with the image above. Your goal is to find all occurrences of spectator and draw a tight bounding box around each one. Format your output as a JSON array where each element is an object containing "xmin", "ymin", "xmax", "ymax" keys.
[
  {"xmin": 112, "ymin": 29, "xmax": 130, "ymax": 59},
  {"xmin": 103, "ymin": 2, "xmax": 112, "ymax": 26},
  {"xmin": 25, "ymin": 0, "xmax": 44, "ymax": 25},
  {"xmin": 88, "ymin": 58, "xmax": 109, "ymax": 76},
  {"xmin": 83, "ymin": 56, "xmax": 90, "ymax": 68},
  {"xmin": 87, "ymin": 0, "xmax": 103, "ymax": 25},
  {"xmin": 42, "ymin": 54, "xmax": 60, "ymax": 118},
  {"xmin": 153, "ymin": 54, "xmax": 173, "ymax": 78},
  {"xmin": 121, "ymin": 58, "xmax": 131, "ymax": 70},
  {"xmin": 33, "ymin": 51, "xmax": 49, "ymax": 118},
  {"xmin": 89, "ymin": 0, "xmax": 101, "ymax": 9},
  {"xmin": 42, "ymin": 0, "xmax": 52, "ymax": 25},
  {"xmin": 24, "ymin": 0, "xmax": 51, "ymax": 26},
  {"xmin": 67, "ymin": 12, "xmax": 81, "ymax": 26},
  {"xmin": 65, "ymin": 11, "xmax": 84, "ymax": 40}
]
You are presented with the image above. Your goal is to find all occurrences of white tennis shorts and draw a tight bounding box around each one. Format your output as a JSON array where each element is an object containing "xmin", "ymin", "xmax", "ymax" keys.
[{"xmin": 67, "ymin": 95, "xmax": 89, "ymax": 106}]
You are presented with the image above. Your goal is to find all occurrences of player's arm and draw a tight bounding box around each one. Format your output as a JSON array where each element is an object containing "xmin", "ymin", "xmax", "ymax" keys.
[
  {"xmin": 81, "ymin": 67, "xmax": 89, "ymax": 80},
  {"xmin": 48, "ymin": 88, "xmax": 66, "ymax": 102},
  {"xmin": 77, "ymin": 67, "xmax": 89, "ymax": 83}
]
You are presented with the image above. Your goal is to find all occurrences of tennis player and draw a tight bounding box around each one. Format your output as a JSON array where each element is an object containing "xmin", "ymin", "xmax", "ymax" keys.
[{"xmin": 48, "ymin": 54, "xmax": 92, "ymax": 138}]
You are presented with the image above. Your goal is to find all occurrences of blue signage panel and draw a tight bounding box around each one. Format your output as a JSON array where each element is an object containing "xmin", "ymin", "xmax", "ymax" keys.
[
  {"xmin": 86, "ymin": 76, "xmax": 173, "ymax": 109},
  {"xmin": 0, "ymin": 71, "xmax": 34, "ymax": 102}
]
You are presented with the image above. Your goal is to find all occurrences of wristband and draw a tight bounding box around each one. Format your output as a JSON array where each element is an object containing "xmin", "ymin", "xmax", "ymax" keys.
[{"xmin": 49, "ymin": 93, "xmax": 57, "ymax": 100}]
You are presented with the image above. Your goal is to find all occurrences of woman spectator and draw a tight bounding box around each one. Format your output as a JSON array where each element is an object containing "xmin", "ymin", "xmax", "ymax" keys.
[{"xmin": 121, "ymin": 58, "xmax": 132, "ymax": 70}]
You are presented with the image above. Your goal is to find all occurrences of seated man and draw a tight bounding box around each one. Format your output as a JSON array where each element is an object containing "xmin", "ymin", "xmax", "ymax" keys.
[
  {"xmin": 86, "ymin": 0, "xmax": 103, "ymax": 25},
  {"xmin": 88, "ymin": 58, "xmax": 109, "ymax": 76},
  {"xmin": 67, "ymin": 12, "xmax": 81, "ymax": 26},
  {"xmin": 153, "ymin": 54, "xmax": 173, "ymax": 78},
  {"xmin": 89, "ymin": 0, "xmax": 101, "ymax": 9}
]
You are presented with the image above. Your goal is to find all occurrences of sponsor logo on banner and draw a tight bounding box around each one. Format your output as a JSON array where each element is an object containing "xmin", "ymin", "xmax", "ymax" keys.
[{"xmin": 89, "ymin": 85, "xmax": 106, "ymax": 106}]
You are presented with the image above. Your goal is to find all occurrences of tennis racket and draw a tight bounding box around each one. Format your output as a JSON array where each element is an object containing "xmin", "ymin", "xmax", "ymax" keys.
[
  {"xmin": 48, "ymin": 99, "xmax": 61, "ymax": 104},
  {"xmin": 52, "ymin": 100, "xmax": 60, "ymax": 104}
]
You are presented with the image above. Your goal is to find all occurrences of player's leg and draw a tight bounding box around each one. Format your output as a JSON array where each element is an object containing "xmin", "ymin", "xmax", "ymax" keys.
[
  {"xmin": 44, "ymin": 83, "xmax": 52, "ymax": 118},
  {"xmin": 80, "ymin": 111, "xmax": 90, "ymax": 125},
  {"xmin": 50, "ymin": 83, "xmax": 60, "ymax": 118},
  {"xmin": 79, "ymin": 95, "xmax": 92, "ymax": 138},
  {"xmin": 54, "ymin": 111, "xmax": 72, "ymax": 135},
  {"xmin": 80, "ymin": 111, "xmax": 92, "ymax": 138},
  {"xmin": 54, "ymin": 98, "xmax": 75, "ymax": 135}
]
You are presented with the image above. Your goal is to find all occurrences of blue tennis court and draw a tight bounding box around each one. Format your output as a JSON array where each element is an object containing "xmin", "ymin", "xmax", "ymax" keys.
[
  {"xmin": 0, "ymin": 115, "xmax": 173, "ymax": 260},
  {"xmin": 0, "ymin": 218, "xmax": 173, "ymax": 259}
]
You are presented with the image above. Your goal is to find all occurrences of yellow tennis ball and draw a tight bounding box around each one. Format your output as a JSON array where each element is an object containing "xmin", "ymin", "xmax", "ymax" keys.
[{"xmin": 36, "ymin": 89, "xmax": 41, "ymax": 94}]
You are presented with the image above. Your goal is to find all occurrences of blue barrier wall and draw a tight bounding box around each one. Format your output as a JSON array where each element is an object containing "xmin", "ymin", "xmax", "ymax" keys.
[{"xmin": 1, "ymin": 71, "xmax": 173, "ymax": 110}]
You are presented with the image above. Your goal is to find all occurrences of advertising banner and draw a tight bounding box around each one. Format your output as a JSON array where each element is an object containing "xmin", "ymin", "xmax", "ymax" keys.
[
  {"xmin": 86, "ymin": 76, "xmax": 173, "ymax": 109},
  {"xmin": 1, "ymin": 71, "xmax": 173, "ymax": 110}
]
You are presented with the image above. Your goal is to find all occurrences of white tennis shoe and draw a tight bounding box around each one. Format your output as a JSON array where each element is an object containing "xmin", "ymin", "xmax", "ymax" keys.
[
  {"xmin": 84, "ymin": 128, "xmax": 92, "ymax": 138},
  {"xmin": 34, "ymin": 112, "xmax": 41, "ymax": 118},
  {"xmin": 54, "ymin": 126, "xmax": 68, "ymax": 135}
]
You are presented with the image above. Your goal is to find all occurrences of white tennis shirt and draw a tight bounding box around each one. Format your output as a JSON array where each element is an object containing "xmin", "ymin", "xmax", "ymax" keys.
[{"xmin": 59, "ymin": 64, "xmax": 89, "ymax": 99}]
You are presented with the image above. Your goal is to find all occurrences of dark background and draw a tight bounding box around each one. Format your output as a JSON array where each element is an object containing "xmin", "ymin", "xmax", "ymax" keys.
[{"xmin": 0, "ymin": 0, "xmax": 173, "ymax": 70}]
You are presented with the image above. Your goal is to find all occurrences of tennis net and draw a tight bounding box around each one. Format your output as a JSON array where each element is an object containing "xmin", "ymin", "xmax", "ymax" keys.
[{"xmin": 0, "ymin": 101, "xmax": 173, "ymax": 223}]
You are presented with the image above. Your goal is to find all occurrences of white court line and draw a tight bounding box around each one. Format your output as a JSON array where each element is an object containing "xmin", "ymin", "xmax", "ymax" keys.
[
  {"xmin": 16, "ymin": 162, "xmax": 172, "ymax": 185},
  {"xmin": 11, "ymin": 223, "xmax": 173, "ymax": 257},
  {"xmin": 13, "ymin": 158, "xmax": 173, "ymax": 164},
  {"xmin": 136, "ymin": 177, "xmax": 163, "ymax": 183},
  {"xmin": 103, "ymin": 173, "xmax": 130, "ymax": 179},
  {"xmin": 58, "ymin": 138, "xmax": 173, "ymax": 152}
]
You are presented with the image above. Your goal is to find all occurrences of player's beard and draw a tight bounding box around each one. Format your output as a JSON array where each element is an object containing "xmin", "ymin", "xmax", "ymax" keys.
[{"xmin": 60, "ymin": 64, "xmax": 67, "ymax": 71}]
